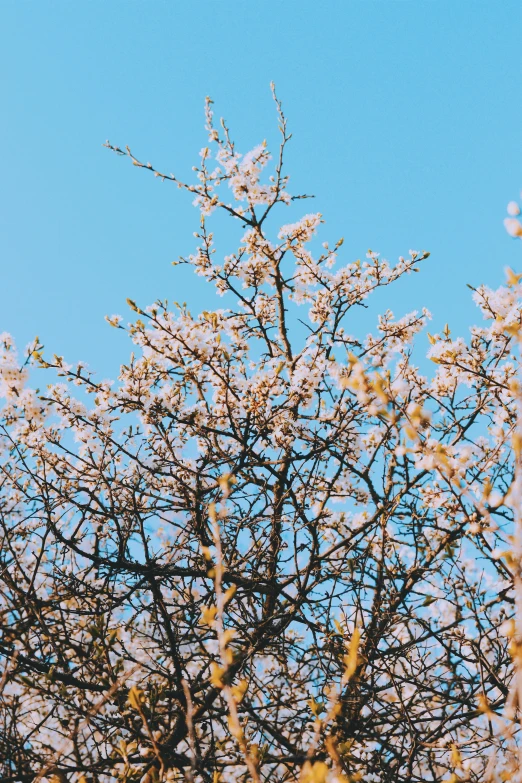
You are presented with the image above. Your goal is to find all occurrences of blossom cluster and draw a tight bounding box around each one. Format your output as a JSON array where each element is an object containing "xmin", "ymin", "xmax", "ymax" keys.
[{"xmin": 0, "ymin": 94, "xmax": 519, "ymax": 783}]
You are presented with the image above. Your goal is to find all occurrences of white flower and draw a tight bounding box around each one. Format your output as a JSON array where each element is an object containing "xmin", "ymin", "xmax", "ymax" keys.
[{"xmin": 504, "ymin": 217, "xmax": 522, "ymax": 237}]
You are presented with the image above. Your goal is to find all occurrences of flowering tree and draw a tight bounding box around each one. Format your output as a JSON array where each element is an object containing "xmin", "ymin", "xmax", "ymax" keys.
[{"xmin": 0, "ymin": 87, "xmax": 521, "ymax": 783}]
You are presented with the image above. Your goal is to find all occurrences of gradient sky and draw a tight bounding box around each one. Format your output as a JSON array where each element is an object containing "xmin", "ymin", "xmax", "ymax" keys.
[{"xmin": 1, "ymin": 1, "xmax": 521, "ymax": 379}]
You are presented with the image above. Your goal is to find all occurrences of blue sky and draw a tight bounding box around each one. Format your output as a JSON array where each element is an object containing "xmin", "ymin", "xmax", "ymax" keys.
[{"xmin": 1, "ymin": 1, "xmax": 521, "ymax": 378}]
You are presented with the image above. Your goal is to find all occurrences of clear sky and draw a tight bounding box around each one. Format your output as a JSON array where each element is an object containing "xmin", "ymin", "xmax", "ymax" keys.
[{"xmin": 1, "ymin": 1, "xmax": 521, "ymax": 378}]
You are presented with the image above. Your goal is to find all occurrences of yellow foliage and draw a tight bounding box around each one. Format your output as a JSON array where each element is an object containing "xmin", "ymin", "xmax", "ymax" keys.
[
  {"xmin": 222, "ymin": 628, "xmax": 236, "ymax": 645},
  {"xmin": 127, "ymin": 686, "xmax": 146, "ymax": 711},
  {"xmin": 223, "ymin": 585, "xmax": 237, "ymax": 604},
  {"xmin": 450, "ymin": 743, "xmax": 462, "ymax": 768},
  {"xmin": 506, "ymin": 266, "xmax": 522, "ymax": 287},
  {"xmin": 308, "ymin": 697, "xmax": 325, "ymax": 717},
  {"xmin": 477, "ymin": 693, "xmax": 495, "ymax": 718},
  {"xmin": 210, "ymin": 662, "xmax": 225, "ymax": 689},
  {"xmin": 513, "ymin": 432, "xmax": 522, "ymax": 458},
  {"xmin": 201, "ymin": 605, "xmax": 217, "ymax": 626},
  {"xmin": 231, "ymin": 678, "xmax": 248, "ymax": 703},
  {"xmin": 300, "ymin": 760, "xmax": 329, "ymax": 783},
  {"xmin": 218, "ymin": 473, "xmax": 235, "ymax": 497},
  {"xmin": 344, "ymin": 627, "xmax": 361, "ymax": 680},
  {"xmin": 227, "ymin": 713, "xmax": 243, "ymax": 740}
]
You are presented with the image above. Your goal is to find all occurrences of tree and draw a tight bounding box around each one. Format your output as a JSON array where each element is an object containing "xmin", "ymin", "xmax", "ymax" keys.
[{"xmin": 0, "ymin": 86, "xmax": 520, "ymax": 783}]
